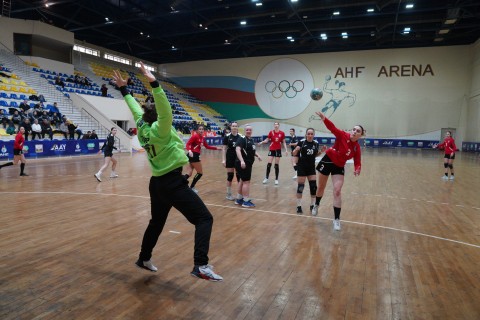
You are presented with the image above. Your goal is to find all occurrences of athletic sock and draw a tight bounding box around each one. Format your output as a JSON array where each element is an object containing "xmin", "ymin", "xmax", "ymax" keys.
[
  {"xmin": 334, "ymin": 206, "xmax": 341, "ymax": 220},
  {"xmin": 20, "ymin": 163, "xmax": 25, "ymax": 174},
  {"xmin": 315, "ymin": 196, "xmax": 322, "ymax": 205},
  {"xmin": 0, "ymin": 162, "xmax": 13, "ymax": 169}
]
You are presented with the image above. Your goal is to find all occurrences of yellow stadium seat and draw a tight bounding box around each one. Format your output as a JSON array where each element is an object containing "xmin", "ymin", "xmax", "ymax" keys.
[
  {"xmin": 19, "ymin": 87, "xmax": 28, "ymax": 93},
  {"xmin": 10, "ymin": 86, "xmax": 19, "ymax": 92}
]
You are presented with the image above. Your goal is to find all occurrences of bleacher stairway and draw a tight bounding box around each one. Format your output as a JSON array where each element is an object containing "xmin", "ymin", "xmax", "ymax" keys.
[{"xmin": 0, "ymin": 47, "xmax": 129, "ymax": 151}]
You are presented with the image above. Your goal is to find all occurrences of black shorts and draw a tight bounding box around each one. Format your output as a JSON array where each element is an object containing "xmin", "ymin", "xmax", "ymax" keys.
[
  {"xmin": 444, "ymin": 153, "xmax": 455, "ymax": 160},
  {"xmin": 235, "ymin": 161, "xmax": 253, "ymax": 181},
  {"xmin": 13, "ymin": 149, "xmax": 23, "ymax": 156},
  {"xmin": 297, "ymin": 163, "xmax": 316, "ymax": 177},
  {"xmin": 316, "ymin": 155, "xmax": 344, "ymax": 176},
  {"xmin": 188, "ymin": 152, "xmax": 201, "ymax": 163},
  {"xmin": 268, "ymin": 149, "xmax": 282, "ymax": 157},
  {"xmin": 225, "ymin": 152, "xmax": 237, "ymax": 168},
  {"xmin": 104, "ymin": 150, "xmax": 113, "ymax": 157}
]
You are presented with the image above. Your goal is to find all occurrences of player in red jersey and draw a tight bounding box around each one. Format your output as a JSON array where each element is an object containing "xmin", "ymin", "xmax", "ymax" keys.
[
  {"xmin": 258, "ymin": 122, "xmax": 288, "ymax": 185},
  {"xmin": 312, "ymin": 111, "xmax": 364, "ymax": 231},
  {"xmin": 433, "ymin": 130, "xmax": 457, "ymax": 180},
  {"xmin": 184, "ymin": 124, "xmax": 222, "ymax": 192},
  {"xmin": 0, "ymin": 127, "xmax": 28, "ymax": 175}
]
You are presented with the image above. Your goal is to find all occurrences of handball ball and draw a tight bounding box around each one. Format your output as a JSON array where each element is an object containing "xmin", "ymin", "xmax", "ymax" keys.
[{"xmin": 310, "ymin": 88, "xmax": 323, "ymax": 101}]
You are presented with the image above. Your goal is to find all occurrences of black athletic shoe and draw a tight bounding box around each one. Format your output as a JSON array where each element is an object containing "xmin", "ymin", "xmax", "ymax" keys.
[
  {"xmin": 135, "ymin": 259, "xmax": 157, "ymax": 272},
  {"xmin": 20, "ymin": 173, "xmax": 29, "ymax": 176},
  {"xmin": 296, "ymin": 206, "xmax": 303, "ymax": 214}
]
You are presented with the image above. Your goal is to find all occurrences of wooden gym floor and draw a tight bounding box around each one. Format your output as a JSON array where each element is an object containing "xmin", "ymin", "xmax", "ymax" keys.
[{"xmin": 1, "ymin": 147, "xmax": 479, "ymax": 319}]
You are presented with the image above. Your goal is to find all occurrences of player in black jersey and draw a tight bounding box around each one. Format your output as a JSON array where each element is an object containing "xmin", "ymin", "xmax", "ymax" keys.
[
  {"xmin": 292, "ymin": 128, "xmax": 325, "ymax": 214},
  {"xmin": 235, "ymin": 125, "xmax": 262, "ymax": 208},
  {"xmin": 94, "ymin": 127, "xmax": 118, "ymax": 182},
  {"xmin": 288, "ymin": 128, "xmax": 299, "ymax": 179},
  {"xmin": 222, "ymin": 121, "xmax": 241, "ymax": 200}
]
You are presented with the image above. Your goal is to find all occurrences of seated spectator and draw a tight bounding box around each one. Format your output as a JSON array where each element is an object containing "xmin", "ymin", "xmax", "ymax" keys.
[
  {"xmin": 6, "ymin": 121, "xmax": 16, "ymax": 135},
  {"xmin": 51, "ymin": 102, "xmax": 60, "ymax": 114},
  {"xmin": 11, "ymin": 110, "xmax": 23, "ymax": 125},
  {"xmin": 20, "ymin": 118, "xmax": 32, "ymax": 141},
  {"xmin": 54, "ymin": 76, "xmax": 65, "ymax": 89},
  {"xmin": 101, "ymin": 84, "xmax": 108, "ymax": 97},
  {"xmin": 0, "ymin": 109, "xmax": 9, "ymax": 128},
  {"xmin": 82, "ymin": 131, "xmax": 92, "ymax": 139},
  {"xmin": 53, "ymin": 120, "xmax": 68, "ymax": 139},
  {"xmin": 67, "ymin": 121, "xmax": 82, "ymax": 139},
  {"xmin": 41, "ymin": 119, "xmax": 53, "ymax": 140},
  {"xmin": 19, "ymin": 100, "xmax": 31, "ymax": 114},
  {"xmin": 50, "ymin": 112, "xmax": 61, "ymax": 127},
  {"xmin": 90, "ymin": 130, "xmax": 98, "ymax": 139},
  {"xmin": 31, "ymin": 119, "xmax": 42, "ymax": 139},
  {"xmin": 29, "ymin": 110, "xmax": 40, "ymax": 122},
  {"xmin": 34, "ymin": 102, "xmax": 44, "ymax": 112}
]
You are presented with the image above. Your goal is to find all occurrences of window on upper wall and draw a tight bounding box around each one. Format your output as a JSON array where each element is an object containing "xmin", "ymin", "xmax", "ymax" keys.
[{"xmin": 73, "ymin": 44, "xmax": 100, "ymax": 57}]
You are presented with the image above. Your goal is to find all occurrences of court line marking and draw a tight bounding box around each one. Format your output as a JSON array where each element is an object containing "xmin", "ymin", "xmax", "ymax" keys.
[{"xmin": 1, "ymin": 191, "xmax": 478, "ymax": 249}]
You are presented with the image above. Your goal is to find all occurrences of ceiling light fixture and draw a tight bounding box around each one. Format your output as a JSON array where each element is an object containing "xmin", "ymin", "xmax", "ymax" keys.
[
  {"xmin": 240, "ymin": 21, "xmax": 247, "ymax": 25},
  {"xmin": 438, "ymin": 29, "xmax": 450, "ymax": 34},
  {"xmin": 333, "ymin": 11, "xmax": 340, "ymax": 15},
  {"xmin": 367, "ymin": 8, "xmax": 374, "ymax": 13},
  {"xmin": 406, "ymin": 4, "xmax": 414, "ymax": 9}
]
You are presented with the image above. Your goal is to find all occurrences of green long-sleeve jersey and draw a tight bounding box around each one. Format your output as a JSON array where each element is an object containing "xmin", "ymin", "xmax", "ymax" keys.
[{"xmin": 123, "ymin": 82, "xmax": 188, "ymax": 176}]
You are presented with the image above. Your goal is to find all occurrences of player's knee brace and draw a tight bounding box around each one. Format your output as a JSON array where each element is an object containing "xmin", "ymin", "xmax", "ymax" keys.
[
  {"xmin": 444, "ymin": 163, "xmax": 449, "ymax": 168},
  {"xmin": 448, "ymin": 164, "xmax": 453, "ymax": 169},
  {"xmin": 227, "ymin": 172, "xmax": 234, "ymax": 182},
  {"xmin": 297, "ymin": 183, "xmax": 305, "ymax": 194},
  {"xmin": 309, "ymin": 180, "xmax": 317, "ymax": 195}
]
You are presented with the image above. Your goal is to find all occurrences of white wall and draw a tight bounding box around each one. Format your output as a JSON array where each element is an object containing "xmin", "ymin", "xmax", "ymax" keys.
[
  {"xmin": 466, "ymin": 39, "xmax": 480, "ymax": 141},
  {"xmin": 163, "ymin": 45, "xmax": 475, "ymax": 143}
]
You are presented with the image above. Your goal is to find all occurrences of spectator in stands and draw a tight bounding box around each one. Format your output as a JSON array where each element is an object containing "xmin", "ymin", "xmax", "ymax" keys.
[
  {"xmin": 11, "ymin": 110, "xmax": 23, "ymax": 125},
  {"xmin": 83, "ymin": 131, "xmax": 92, "ymax": 139},
  {"xmin": 34, "ymin": 102, "xmax": 44, "ymax": 112},
  {"xmin": 101, "ymin": 84, "xmax": 108, "ymax": 97},
  {"xmin": 29, "ymin": 110, "xmax": 40, "ymax": 122},
  {"xmin": 74, "ymin": 74, "xmax": 81, "ymax": 84},
  {"xmin": 41, "ymin": 119, "xmax": 53, "ymax": 140},
  {"xmin": 0, "ymin": 109, "xmax": 8, "ymax": 128},
  {"xmin": 50, "ymin": 112, "xmax": 61, "ymax": 127},
  {"xmin": 67, "ymin": 120, "xmax": 82, "ymax": 139},
  {"xmin": 90, "ymin": 130, "xmax": 98, "ymax": 139},
  {"xmin": 40, "ymin": 110, "xmax": 51, "ymax": 122},
  {"xmin": 53, "ymin": 120, "xmax": 68, "ymax": 139},
  {"xmin": 51, "ymin": 102, "xmax": 60, "ymax": 114},
  {"xmin": 55, "ymin": 76, "xmax": 65, "ymax": 89},
  {"xmin": 20, "ymin": 118, "xmax": 32, "ymax": 141},
  {"xmin": 31, "ymin": 119, "xmax": 42, "ymax": 139},
  {"xmin": 19, "ymin": 99, "xmax": 31, "ymax": 114},
  {"xmin": 6, "ymin": 121, "xmax": 16, "ymax": 135}
]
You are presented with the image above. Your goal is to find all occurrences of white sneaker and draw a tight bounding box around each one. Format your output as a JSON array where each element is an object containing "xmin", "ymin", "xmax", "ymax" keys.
[
  {"xmin": 110, "ymin": 173, "xmax": 119, "ymax": 178},
  {"xmin": 333, "ymin": 219, "xmax": 341, "ymax": 231},
  {"xmin": 94, "ymin": 173, "xmax": 102, "ymax": 182},
  {"xmin": 311, "ymin": 205, "xmax": 318, "ymax": 216},
  {"xmin": 449, "ymin": 176, "xmax": 455, "ymax": 180},
  {"xmin": 292, "ymin": 174, "xmax": 297, "ymax": 179},
  {"xmin": 191, "ymin": 264, "xmax": 223, "ymax": 281},
  {"xmin": 442, "ymin": 175, "xmax": 448, "ymax": 180},
  {"xmin": 262, "ymin": 178, "xmax": 268, "ymax": 184},
  {"xmin": 274, "ymin": 180, "xmax": 279, "ymax": 185},
  {"xmin": 135, "ymin": 259, "xmax": 157, "ymax": 272},
  {"xmin": 226, "ymin": 194, "xmax": 235, "ymax": 200},
  {"xmin": 191, "ymin": 187, "xmax": 199, "ymax": 193}
]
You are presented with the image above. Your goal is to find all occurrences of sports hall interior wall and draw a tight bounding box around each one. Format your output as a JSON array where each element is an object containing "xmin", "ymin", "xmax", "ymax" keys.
[{"xmin": 1, "ymin": 16, "xmax": 479, "ymax": 145}]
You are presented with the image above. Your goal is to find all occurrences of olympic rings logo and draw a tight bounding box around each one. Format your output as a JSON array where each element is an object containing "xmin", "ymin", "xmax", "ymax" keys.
[{"xmin": 264, "ymin": 80, "xmax": 304, "ymax": 99}]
